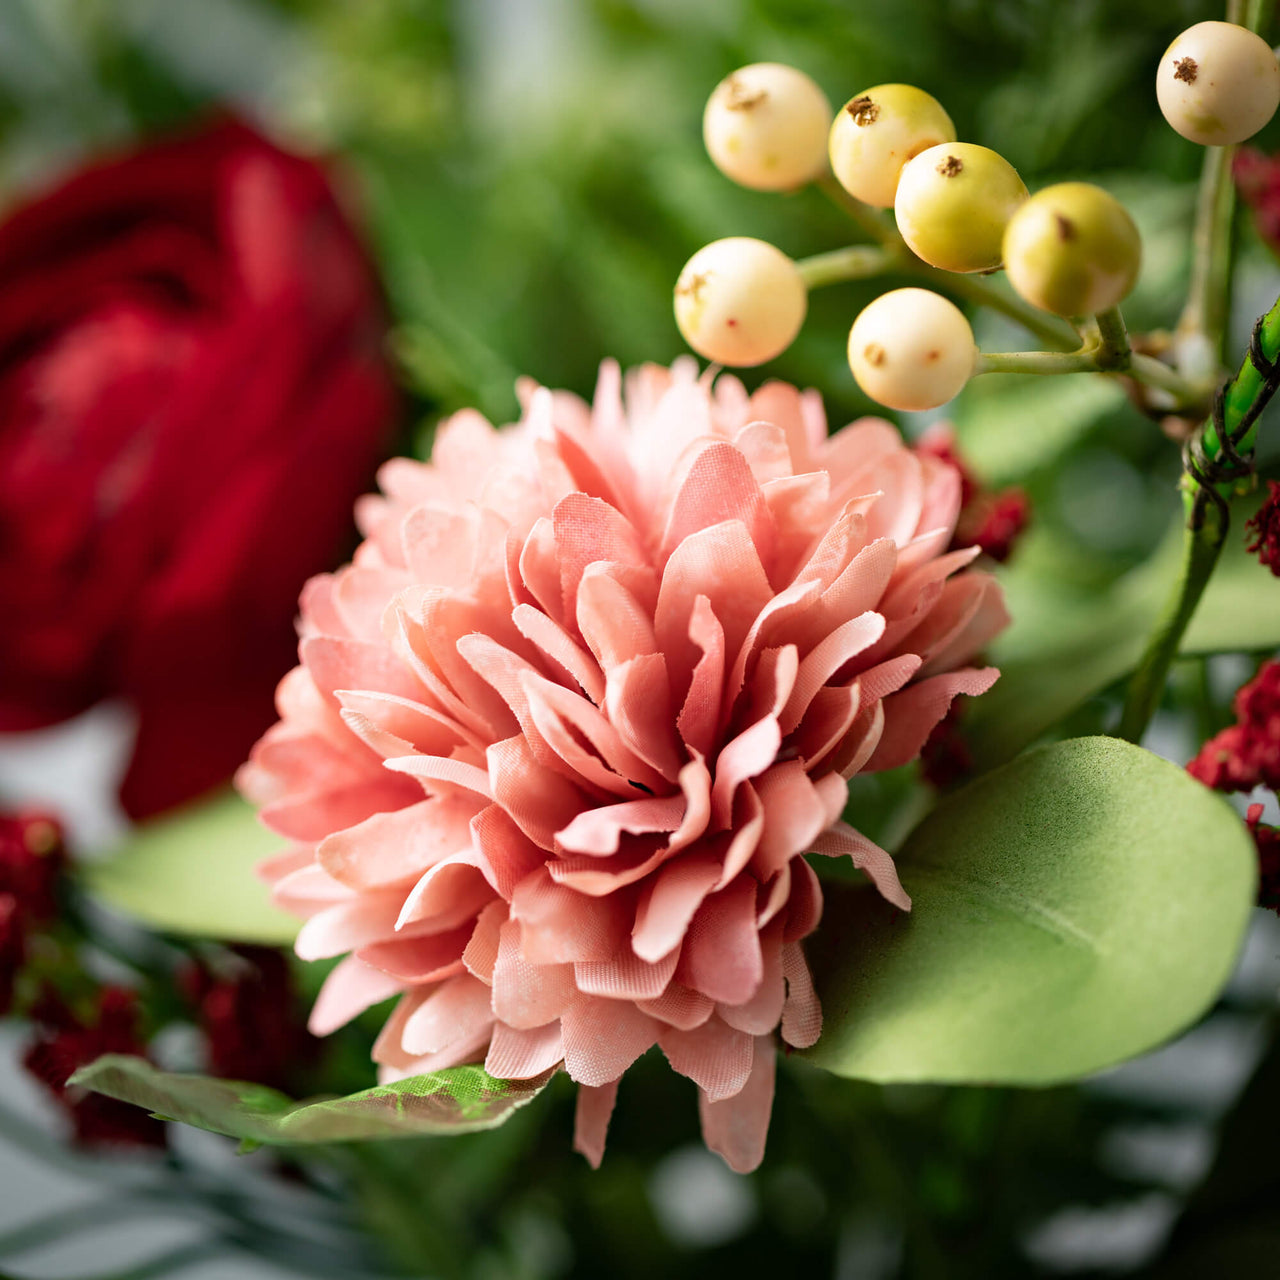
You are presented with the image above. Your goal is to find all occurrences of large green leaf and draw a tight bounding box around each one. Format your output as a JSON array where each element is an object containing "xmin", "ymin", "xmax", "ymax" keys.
[
  {"xmin": 965, "ymin": 500, "xmax": 1280, "ymax": 769},
  {"xmin": 85, "ymin": 790, "xmax": 296, "ymax": 944},
  {"xmin": 806, "ymin": 737, "xmax": 1255, "ymax": 1084},
  {"xmin": 68, "ymin": 1057, "xmax": 552, "ymax": 1145}
]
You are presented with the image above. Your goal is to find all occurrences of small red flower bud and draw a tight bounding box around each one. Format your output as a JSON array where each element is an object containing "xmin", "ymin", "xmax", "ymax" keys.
[
  {"xmin": 920, "ymin": 700, "xmax": 974, "ymax": 790},
  {"xmin": 22, "ymin": 985, "xmax": 165, "ymax": 1148},
  {"xmin": 1245, "ymin": 803, "xmax": 1280, "ymax": 913},
  {"xmin": 1235, "ymin": 148, "xmax": 1280, "ymax": 258},
  {"xmin": 185, "ymin": 947, "xmax": 317, "ymax": 1091},
  {"xmin": 1188, "ymin": 660, "xmax": 1280, "ymax": 793},
  {"xmin": 1245, "ymin": 480, "xmax": 1280, "ymax": 576},
  {"xmin": 0, "ymin": 894, "xmax": 24, "ymax": 1017}
]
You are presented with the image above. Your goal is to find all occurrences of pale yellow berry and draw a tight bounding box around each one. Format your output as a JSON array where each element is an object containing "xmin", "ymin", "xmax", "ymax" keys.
[
  {"xmin": 703, "ymin": 63, "xmax": 832, "ymax": 191},
  {"xmin": 674, "ymin": 238, "xmax": 807, "ymax": 367},
  {"xmin": 847, "ymin": 288, "xmax": 976, "ymax": 411},
  {"xmin": 1156, "ymin": 20, "xmax": 1280, "ymax": 145},
  {"xmin": 894, "ymin": 143, "xmax": 1028, "ymax": 274},
  {"xmin": 1003, "ymin": 183, "xmax": 1141, "ymax": 317},
  {"xmin": 828, "ymin": 84, "xmax": 956, "ymax": 209}
]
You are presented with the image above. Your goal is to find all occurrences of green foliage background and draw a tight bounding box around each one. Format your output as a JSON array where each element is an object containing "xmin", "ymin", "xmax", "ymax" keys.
[{"xmin": 4, "ymin": 2, "xmax": 1280, "ymax": 1278}]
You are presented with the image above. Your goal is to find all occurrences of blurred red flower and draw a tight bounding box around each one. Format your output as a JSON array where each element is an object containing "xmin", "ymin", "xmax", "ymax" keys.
[
  {"xmin": 23, "ymin": 986, "xmax": 166, "ymax": 1148},
  {"xmin": 0, "ymin": 118, "xmax": 398, "ymax": 818}
]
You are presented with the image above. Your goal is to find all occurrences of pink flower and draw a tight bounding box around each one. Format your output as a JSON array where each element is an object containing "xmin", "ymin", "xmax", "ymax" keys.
[{"xmin": 239, "ymin": 361, "xmax": 1006, "ymax": 1172}]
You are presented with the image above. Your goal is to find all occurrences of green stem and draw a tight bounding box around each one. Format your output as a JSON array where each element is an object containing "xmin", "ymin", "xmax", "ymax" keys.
[
  {"xmin": 1185, "ymin": 291, "xmax": 1280, "ymax": 517},
  {"xmin": 1177, "ymin": 141, "xmax": 1235, "ymax": 373},
  {"xmin": 1093, "ymin": 305, "xmax": 1131, "ymax": 370},
  {"xmin": 1118, "ymin": 294, "xmax": 1280, "ymax": 742},
  {"xmin": 1117, "ymin": 521, "xmax": 1227, "ymax": 742},
  {"xmin": 816, "ymin": 174, "xmax": 898, "ymax": 244},
  {"xmin": 796, "ymin": 245, "xmax": 893, "ymax": 288},
  {"xmin": 917, "ymin": 265, "xmax": 1078, "ymax": 350},
  {"xmin": 975, "ymin": 305, "xmax": 1203, "ymax": 404}
]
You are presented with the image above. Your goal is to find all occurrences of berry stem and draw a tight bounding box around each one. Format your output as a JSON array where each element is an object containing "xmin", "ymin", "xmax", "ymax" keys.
[
  {"xmin": 803, "ymin": 185, "xmax": 1078, "ymax": 351},
  {"xmin": 796, "ymin": 245, "xmax": 895, "ymax": 288},
  {"xmin": 1117, "ymin": 293, "xmax": 1280, "ymax": 742},
  {"xmin": 974, "ymin": 305, "xmax": 1203, "ymax": 405},
  {"xmin": 1176, "ymin": 139, "xmax": 1236, "ymax": 373}
]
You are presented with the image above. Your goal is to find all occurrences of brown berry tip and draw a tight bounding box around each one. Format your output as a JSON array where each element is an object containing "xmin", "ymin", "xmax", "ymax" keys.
[
  {"xmin": 937, "ymin": 154, "xmax": 963, "ymax": 178},
  {"xmin": 1174, "ymin": 56, "xmax": 1198, "ymax": 85},
  {"xmin": 725, "ymin": 76, "xmax": 767, "ymax": 110},
  {"xmin": 1054, "ymin": 213, "xmax": 1076, "ymax": 241},
  {"xmin": 847, "ymin": 96, "xmax": 879, "ymax": 126},
  {"xmin": 864, "ymin": 342, "xmax": 887, "ymax": 367}
]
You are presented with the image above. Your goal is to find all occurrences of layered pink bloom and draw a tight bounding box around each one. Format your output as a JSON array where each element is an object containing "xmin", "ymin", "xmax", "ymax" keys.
[{"xmin": 239, "ymin": 361, "xmax": 1006, "ymax": 1172}]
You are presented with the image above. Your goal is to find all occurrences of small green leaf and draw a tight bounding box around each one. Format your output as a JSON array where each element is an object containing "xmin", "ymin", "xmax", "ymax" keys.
[
  {"xmin": 68, "ymin": 1057, "xmax": 553, "ymax": 1144},
  {"xmin": 806, "ymin": 737, "xmax": 1255, "ymax": 1084},
  {"xmin": 84, "ymin": 790, "xmax": 296, "ymax": 944}
]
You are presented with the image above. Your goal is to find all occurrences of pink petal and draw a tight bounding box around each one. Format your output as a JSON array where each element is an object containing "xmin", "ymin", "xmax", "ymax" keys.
[
  {"xmin": 487, "ymin": 735, "xmax": 590, "ymax": 850},
  {"xmin": 655, "ymin": 520, "xmax": 773, "ymax": 697},
  {"xmin": 678, "ymin": 596, "xmax": 726, "ymax": 758},
  {"xmin": 384, "ymin": 752, "xmax": 494, "ymax": 801},
  {"xmin": 485, "ymin": 1021, "xmax": 565, "ymax": 1079},
  {"xmin": 357, "ymin": 923, "xmax": 474, "ymax": 982},
  {"xmin": 660, "ymin": 1015, "xmax": 754, "ymax": 1101},
  {"xmin": 574, "ymin": 1080, "xmax": 620, "ymax": 1169},
  {"xmin": 752, "ymin": 761, "xmax": 831, "ymax": 879},
  {"xmin": 659, "ymin": 441, "xmax": 776, "ymax": 575},
  {"xmin": 864, "ymin": 667, "xmax": 999, "ymax": 772},
  {"xmin": 679, "ymin": 875, "xmax": 762, "ymax": 1005},
  {"xmin": 493, "ymin": 919, "xmax": 577, "ymax": 1029},
  {"xmin": 510, "ymin": 867, "xmax": 630, "ymax": 963},
  {"xmin": 575, "ymin": 941, "xmax": 680, "ymax": 1001},
  {"xmin": 462, "ymin": 899, "xmax": 508, "ymax": 984},
  {"xmin": 718, "ymin": 920, "xmax": 785, "ymax": 1035},
  {"xmin": 778, "ymin": 611, "xmax": 885, "ymax": 735},
  {"xmin": 698, "ymin": 1035, "xmax": 776, "ymax": 1173},
  {"xmin": 557, "ymin": 793, "xmax": 687, "ymax": 857},
  {"xmin": 553, "ymin": 492, "xmax": 649, "ymax": 618},
  {"xmin": 396, "ymin": 856, "xmax": 495, "ymax": 930},
  {"xmin": 470, "ymin": 804, "xmax": 547, "ymax": 899},
  {"xmin": 511, "ymin": 602, "xmax": 606, "ymax": 706},
  {"xmin": 637, "ymin": 983, "xmax": 716, "ymax": 1030},
  {"xmin": 780, "ymin": 942, "xmax": 822, "ymax": 1049},
  {"xmin": 402, "ymin": 973, "xmax": 495, "ymax": 1056},
  {"xmin": 561, "ymin": 997, "xmax": 659, "ymax": 1086},
  {"xmin": 810, "ymin": 822, "xmax": 911, "ymax": 911},
  {"xmin": 308, "ymin": 955, "xmax": 402, "ymax": 1036},
  {"xmin": 318, "ymin": 794, "xmax": 480, "ymax": 890},
  {"xmin": 632, "ymin": 851, "xmax": 723, "ymax": 963}
]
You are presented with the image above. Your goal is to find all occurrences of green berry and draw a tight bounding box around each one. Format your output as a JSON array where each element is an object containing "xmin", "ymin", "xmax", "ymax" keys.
[
  {"xmin": 674, "ymin": 237, "xmax": 807, "ymax": 367},
  {"xmin": 1002, "ymin": 183, "xmax": 1141, "ymax": 317},
  {"xmin": 894, "ymin": 143, "xmax": 1028, "ymax": 274},
  {"xmin": 828, "ymin": 84, "xmax": 956, "ymax": 209},
  {"xmin": 1157, "ymin": 21, "xmax": 1280, "ymax": 146},
  {"xmin": 703, "ymin": 63, "xmax": 832, "ymax": 191},
  {"xmin": 848, "ymin": 288, "xmax": 976, "ymax": 411}
]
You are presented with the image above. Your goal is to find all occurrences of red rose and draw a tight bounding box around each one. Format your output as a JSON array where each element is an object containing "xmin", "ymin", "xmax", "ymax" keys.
[{"xmin": 0, "ymin": 118, "xmax": 397, "ymax": 818}]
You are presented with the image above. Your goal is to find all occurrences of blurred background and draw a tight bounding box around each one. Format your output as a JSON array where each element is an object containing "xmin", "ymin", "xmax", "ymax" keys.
[{"xmin": 1, "ymin": 1, "xmax": 1280, "ymax": 1277}]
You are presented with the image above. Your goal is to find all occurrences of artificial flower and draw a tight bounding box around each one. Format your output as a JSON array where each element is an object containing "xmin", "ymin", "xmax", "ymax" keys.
[
  {"xmin": 240, "ymin": 361, "xmax": 1006, "ymax": 1172},
  {"xmin": 0, "ymin": 117, "xmax": 397, "ymax": 818}
]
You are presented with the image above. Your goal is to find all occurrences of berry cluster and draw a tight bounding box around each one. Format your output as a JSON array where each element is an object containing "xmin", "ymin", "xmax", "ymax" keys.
[{"xmin": 676, "ymin": 24, "xmax": 1280, "ymax": 413}]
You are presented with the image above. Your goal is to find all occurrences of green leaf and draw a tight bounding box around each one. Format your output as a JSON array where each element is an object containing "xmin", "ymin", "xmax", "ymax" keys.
[
  {"xmin": 965, "ymin": 496, "xmax": 1280, "ymax": 769},
  {"xmin": 84, "ymin": 790, "xmax": 296, "ymax": 944},
  {"xmin": 805, "ymin": 737, "xmax": 1255, "ymax": 1084},
  {"xmin": 68, "ymin": 1057, "xmax": 553, "ymax": 1144}
]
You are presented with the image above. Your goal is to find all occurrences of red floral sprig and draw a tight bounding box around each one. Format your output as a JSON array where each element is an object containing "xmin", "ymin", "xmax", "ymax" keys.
[
  {"xmin": 1245, "ymin": 480, "xmax": 1280, "ymax": 576},
  {"xmin": 1187, "ymin": 660, "xmax": 1280, "ymax": 792},
  {"xmin": 23, "ymin": 986, "xmax": 166, "ymax": 1148}
]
